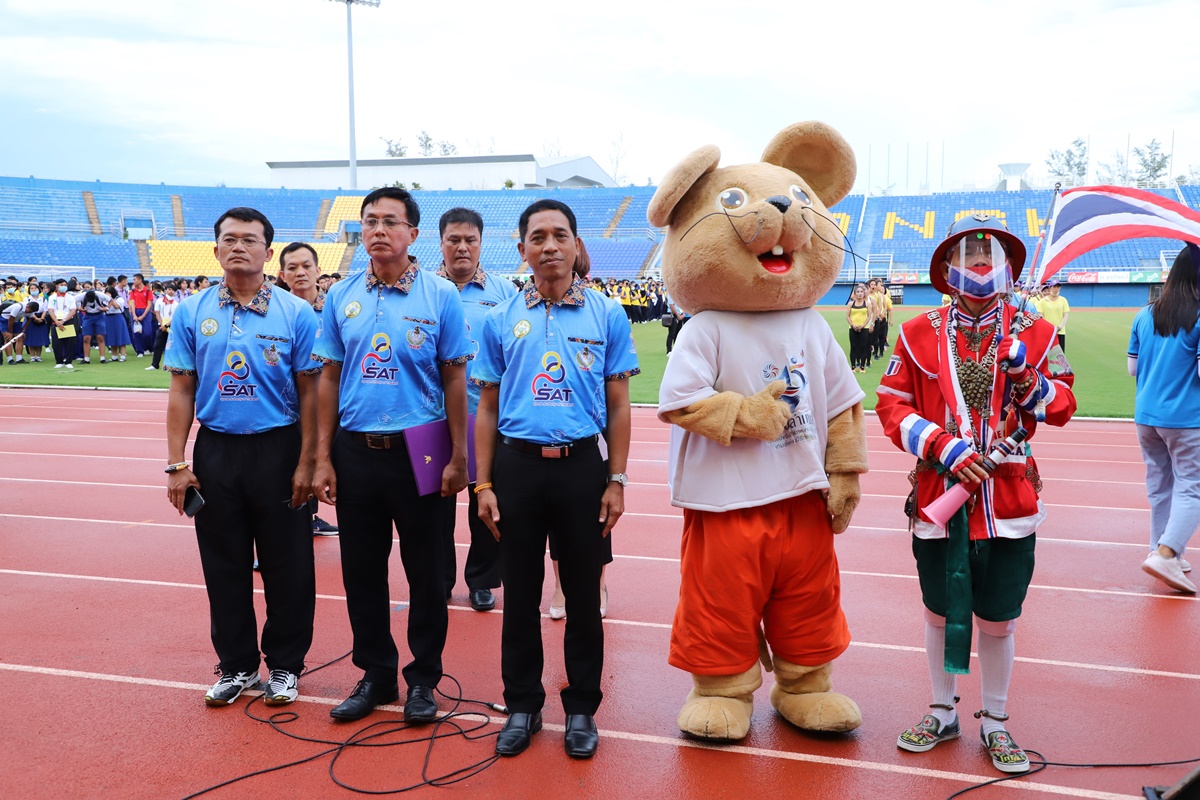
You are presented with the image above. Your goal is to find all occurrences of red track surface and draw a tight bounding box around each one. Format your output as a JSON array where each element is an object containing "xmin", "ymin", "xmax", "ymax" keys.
[{"xmin": 2, "ymin": 387, "xmax": 1197, "ymax": 799}]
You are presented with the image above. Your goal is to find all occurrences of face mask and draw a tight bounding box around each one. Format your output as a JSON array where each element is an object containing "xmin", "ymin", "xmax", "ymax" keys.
[
  {"xmin": 946, "ymin": 234, "xmax": 1011, "ymax": 300},
  {"xmin": 56, "ymin": 287, "xmax": 67, "ymax": 293}
]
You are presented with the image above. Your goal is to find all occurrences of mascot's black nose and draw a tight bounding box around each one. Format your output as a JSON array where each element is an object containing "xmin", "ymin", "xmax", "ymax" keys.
[{"xmin": 765, "ymin": 195, "xmax": 791, "ymax": 214}]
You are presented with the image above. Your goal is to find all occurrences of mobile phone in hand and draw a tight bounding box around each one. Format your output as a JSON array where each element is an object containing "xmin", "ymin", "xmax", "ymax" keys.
[{"xmin": 183, "ymin": 485, "xmax": 205, "ymax": 517}]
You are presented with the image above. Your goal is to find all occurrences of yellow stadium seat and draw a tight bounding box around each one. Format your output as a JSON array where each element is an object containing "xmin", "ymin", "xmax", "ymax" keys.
[
  {"xmin": 324, "ymin": 196, "xmax": 363, "ymax": 235},
  {"xmin": 149, "ymin": 240, "xmax": 348, "ymax": 278}
]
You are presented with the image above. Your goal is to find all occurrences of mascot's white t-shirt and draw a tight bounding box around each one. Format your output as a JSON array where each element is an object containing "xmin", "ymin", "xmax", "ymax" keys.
[{"xmin": 658, "ymin": 308, "xmax": 864, "ymax": 512}]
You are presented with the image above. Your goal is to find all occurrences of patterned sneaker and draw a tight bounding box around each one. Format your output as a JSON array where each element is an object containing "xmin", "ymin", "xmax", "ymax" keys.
[
  {"xmin": 981, "ymin": 728, "xmax": 1030, "ymax": 773},
  {"xmin": 204, "ymin": 670, "xmax": 261, "ymax": 706},
  {"xmin": 897, "ymin": 713, "xmax": 960, "ymax": 752},
  {"xmin": 263, "ymin": 669, "xmax": 299, "ymax": 706}
]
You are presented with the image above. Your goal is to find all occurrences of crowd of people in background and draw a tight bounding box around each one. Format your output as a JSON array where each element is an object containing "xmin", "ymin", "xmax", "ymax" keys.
[
  {"xmin": 2, "ymin": 272, "xmax": 676, "ymax": 368},
  {"xmin": 0, "ymin": 271, "xmax": 342, "ymax": 369},
  {"xmin": 844, "ymin": 277, "xmax": 893, "ymax": 372}
]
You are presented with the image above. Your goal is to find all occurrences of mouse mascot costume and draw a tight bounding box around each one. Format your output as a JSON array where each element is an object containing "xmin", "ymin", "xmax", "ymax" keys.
[{"xmin": 651, "ymin": 121, "xmax": 867, "ymax": 741}]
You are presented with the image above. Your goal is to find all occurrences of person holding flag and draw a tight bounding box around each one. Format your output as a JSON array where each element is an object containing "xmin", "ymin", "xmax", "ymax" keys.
[{"xmin": 875, "ymin": 214, "xmax": 1077, "ymax": 775}]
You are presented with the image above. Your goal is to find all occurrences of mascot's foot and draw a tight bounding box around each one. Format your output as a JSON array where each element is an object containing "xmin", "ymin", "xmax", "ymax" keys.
[
  {"xmin": 677, "ymin": 665, "xmax": 761, "ymax": 741},
  {"xmin": 769, "ymin": 659, "xmax": 862, "ymax": 733}
]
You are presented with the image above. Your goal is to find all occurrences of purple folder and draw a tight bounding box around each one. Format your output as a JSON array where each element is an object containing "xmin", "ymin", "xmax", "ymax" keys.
[{"xmin": 403, "ymin": 414, "xmax": 476, "ymax": 496}]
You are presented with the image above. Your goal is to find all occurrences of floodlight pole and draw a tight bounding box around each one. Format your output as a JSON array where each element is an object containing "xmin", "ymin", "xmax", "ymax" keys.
[{"xmin": 331, "ymin": 0, "xmax": 380, "ymax": 190}]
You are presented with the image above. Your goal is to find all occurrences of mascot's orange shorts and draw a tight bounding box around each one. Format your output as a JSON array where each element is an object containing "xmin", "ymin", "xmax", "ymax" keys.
[{"xmin": 668, "ymin": 491, "xmax": 850, "ymax": 676}]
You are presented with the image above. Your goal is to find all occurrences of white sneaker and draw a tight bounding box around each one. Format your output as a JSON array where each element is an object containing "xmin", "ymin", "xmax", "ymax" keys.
[
  {"xmin": 263, "ymin": 669, "xmax": 299, "ymax": 706},
  {"xmin": 118, "ymin": 356, "xmax": 126, "ymax": 362},
  {"xmin": 145, "ymin": 366, "xmax": 157, "ymax": 371},
  {"xmin": 1149, "ymin": 550, "xmax": 1192, "ymax": 574},
  {"xmin": 65, "ymin": 363, "xmax": 74, "ymax": 369},
  {"xmin": 1143, "ymin": 552, "xmax": 1197, "ymax": 593},
  {"xmin": 137, "ymin": 352, "xmax": 144, "ymax": 358},
  {"xmin": 54, "ymin": 363, "xmax": 64, "ymax": 369},
  {"xmin": 205, "ymin": 670, "xmax": 261, "ymax": 706}
]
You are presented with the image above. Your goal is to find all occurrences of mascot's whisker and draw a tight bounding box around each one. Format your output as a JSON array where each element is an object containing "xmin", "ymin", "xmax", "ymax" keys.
[{"xmin": 678, "ymin": 209, "xmax": 764, "ymax": 245}]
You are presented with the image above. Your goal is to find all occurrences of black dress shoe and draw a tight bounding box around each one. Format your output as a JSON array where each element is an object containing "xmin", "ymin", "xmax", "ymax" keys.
[
  {"xmin": 495, "ymin": 711, "xmax": 542, "ymax": 756},
  {"xmin": 403, "ymin": 684, "xmax": 438, "ymax": 723},
  {"xmin": 469, "ymin": 588, "xmax": 496, "ymax": 611},
  {"xmin": 563, "ymin": 714, "xmax": 599, "ymax": 759},
  {"xmin": 330, "ymin": 679, "xmax": 399, "ymax": 721}
]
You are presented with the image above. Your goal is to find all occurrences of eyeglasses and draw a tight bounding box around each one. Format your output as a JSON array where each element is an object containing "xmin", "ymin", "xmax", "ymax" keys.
[
  {"xmin": 218, "ymin": 235, "xmax": 266, "ymax": 249},
  {"xmin": 362, "ymin": 217, "xmax": 414, "ymax": 231}
]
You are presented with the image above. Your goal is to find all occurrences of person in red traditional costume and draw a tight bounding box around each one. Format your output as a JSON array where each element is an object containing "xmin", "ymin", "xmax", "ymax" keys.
[{"xmin": 875, "ymin": 214, "xmax": 1076, "ymax": 774}]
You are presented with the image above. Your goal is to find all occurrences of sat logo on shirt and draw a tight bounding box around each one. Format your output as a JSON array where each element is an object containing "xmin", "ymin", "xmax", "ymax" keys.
[
  {"xmin": 531, "ymin": 351, "xmax": 572, "ymax": 405},
  {"xmin": 219, "ymin": 351, "xmax": 258, "ymax": 399},
  {"xmin": 360, "ymin": 332, "xmax": 399, "ymax": 383}
]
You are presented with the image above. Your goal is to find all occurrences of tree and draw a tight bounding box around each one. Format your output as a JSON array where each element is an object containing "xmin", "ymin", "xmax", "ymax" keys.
[
  {"xmin": 438, "ymin": 141, "xmax": 458, "ymax": 156},
  {"xmin": 608, "ymin": 133, "xmax": 628, "ymax": 186},
  {"xmin": 1045, "ymin": 138, "xmax": 1088, "ymax": 184},
  {"xmin": 410, "ymin": 181, "xmax": 422, "ymax": 191},
  {"xmin": 390, "ymin": 180, "xmax": 407, "ymax": 190},
  {"xmin": 1175, "ymin": 164, "xmax": 1200, "ymax": 185},
  {"xmin": 382, "ymin": 137, "xmax": 407, "ymax": 158},
  {"xmin": 503, "ymin": 178, "xmax": 515, "ymax": 189},
  {"xmin": 418, "ymin": 130, "xmax": 434, "ymax": 156},
  {"xmin": 1133, "ymin": 138, "xmax": 1169, "ymax": 183},
  {"xmin": 1096, "ymin": 150, "xmax": 1132, "ymax": 185}
]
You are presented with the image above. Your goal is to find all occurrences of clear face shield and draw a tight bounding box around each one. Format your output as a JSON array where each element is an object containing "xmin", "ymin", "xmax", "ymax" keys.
[{"xmin": 946, "ymin": 232, "xmax": 1012, "ymax": 300}]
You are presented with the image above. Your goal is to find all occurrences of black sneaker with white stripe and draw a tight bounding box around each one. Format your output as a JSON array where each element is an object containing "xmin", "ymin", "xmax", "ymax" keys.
[
  {"xmin": 205, "ymin": 670, "xmax": 261, "ymax": 706},
  {"xmin": 263, "ymin": 669, "xmax": 299, "ymax": 705}
]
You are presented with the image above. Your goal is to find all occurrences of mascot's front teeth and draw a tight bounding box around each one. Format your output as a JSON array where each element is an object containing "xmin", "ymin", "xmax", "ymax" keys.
[{"xmin": 771, "ymin": 246, "xmax": 784, "ymax": 256}]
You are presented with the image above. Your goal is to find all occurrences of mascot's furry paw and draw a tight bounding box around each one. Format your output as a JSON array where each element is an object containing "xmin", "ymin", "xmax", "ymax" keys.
[
  {"xmin": 733, "ymin": 381, "xmax": 792, "ymax": 442},
  {"xmin": 677, "ymin": 665, "xmax": 762, "ymax": 741},
  {"xmin": 768, "ymin": 660, "xmax": 861, "ymax": 733},
  {"xmin": 825, "ymin": 472, "xmax": 861, "ymax": 534}
]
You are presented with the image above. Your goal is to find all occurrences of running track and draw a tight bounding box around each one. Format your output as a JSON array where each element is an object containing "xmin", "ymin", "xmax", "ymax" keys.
[{"xmin": 1, "ymin": 387, "xmax": 1197, "ymax": 799}]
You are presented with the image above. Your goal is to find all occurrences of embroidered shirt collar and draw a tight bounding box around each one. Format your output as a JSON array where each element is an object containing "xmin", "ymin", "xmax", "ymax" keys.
[
  {"xmin": 523, "ymin": 275, "xmax": 587, "ymax": 309},
  {"xmin": 436, "ymin": 263, "xmax": 487, "ymax": 290},
  {"xmin": 366, "ymin": 256, "xmax": 420, "ymax": 294},
  {"xmin": 216, "ymin": 279, "xmax": 272, "ymax": 315},
  {"xmin": 951, "ymin": 302, "xmax": 1001, "ymax": 330}
]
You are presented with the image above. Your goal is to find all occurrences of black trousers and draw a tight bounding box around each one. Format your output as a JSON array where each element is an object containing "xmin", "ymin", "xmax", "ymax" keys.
[
  {"xmin": 443, "ymin": 484, "xmax": 502, "ymax": 594},
  {"xmin": 150, "ymin": 327, "xmax": 170, "ymax": 369},
  {"xmin": 193, "ymin": 424, "xmax": 315, "ymax": 675},
  {"xmin": 494, "ymin": 439, "xmax": 607, "ymax": 715},
  {"xmin": 50, "ymin": 327, "xmax": 76, "ymax": 364},
  {"xmin": 848, "ymin": 327, "xmax": 871, "ymax": 369},
  {"xmin": 332, "ymin": 429, "xmax": 453, "ymax": 688},
  {"xmin": 874, "ymin": 320, "xmax": 889, "ymax": 356}
]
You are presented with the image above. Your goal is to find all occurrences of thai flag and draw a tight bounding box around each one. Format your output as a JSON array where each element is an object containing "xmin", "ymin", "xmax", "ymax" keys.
[{"xmin": 1036, "ymin": 186, "xmax": 1200, "ymax": 284}]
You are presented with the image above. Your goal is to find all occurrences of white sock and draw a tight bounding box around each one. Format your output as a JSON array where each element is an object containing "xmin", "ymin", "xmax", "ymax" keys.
[
  {"xmin": 977, "ymin": 630, "xmax": 1015, "ymax": 736},
  {"xmin": 925, "ymin": 621, "xmax": 958, "ymax": 726}
]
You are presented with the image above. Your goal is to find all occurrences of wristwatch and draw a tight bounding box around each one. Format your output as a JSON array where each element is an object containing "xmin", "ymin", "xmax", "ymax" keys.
[{"xmin": 607, "ymin": 473, "xmax": 629, "ymax": 487}]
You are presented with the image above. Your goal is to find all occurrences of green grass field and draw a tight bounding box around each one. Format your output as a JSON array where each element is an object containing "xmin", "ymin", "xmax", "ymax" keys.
[{"xmin": 2, "ymin": 307, "xmax": 1138, "ymax": 417}]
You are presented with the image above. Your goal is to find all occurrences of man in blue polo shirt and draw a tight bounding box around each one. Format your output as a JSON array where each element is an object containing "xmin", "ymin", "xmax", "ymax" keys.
[
  {"xmin": 163, "ymin": 206, "xmax": 321, "ymax": 709},
  {"xmin": 312, "ymin": 187, "xmax": 472, "ymax": 723},
  {"xmin": 435, "ymin": 206, "xmax": 518, "ymax": 612},
  {"xmin": 472, "ymin": 199, "xmax": 639, "ymax": 760}
]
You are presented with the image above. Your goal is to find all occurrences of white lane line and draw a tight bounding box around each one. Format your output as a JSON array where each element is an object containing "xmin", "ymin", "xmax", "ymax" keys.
[
  {"xmin": 0, "ymin": 662, "xmax": 1144, "ymax": 799},
  {"xmin": 4, "ymin": 569, "xmax": 1196, "ymax": 676},
  {"xmin": 0, "ymin": 450, "xmax": 164, "ymax": 462},
  {"xmin": 2, "ymin": 515, "xmax": 1180, "ymax": 585},
  {"xmin": 2, "ymin": 477, "xmax": 1152, "ymax": 515}
]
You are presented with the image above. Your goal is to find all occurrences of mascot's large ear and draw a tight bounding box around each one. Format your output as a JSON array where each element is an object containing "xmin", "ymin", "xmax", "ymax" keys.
[
  {"xmin": 761, "ymin": 122, "xmax": 856, "ymax": 207},
  {"xmin": 648, "ymin": 144, "xmax": 721, "ymax": 228}
]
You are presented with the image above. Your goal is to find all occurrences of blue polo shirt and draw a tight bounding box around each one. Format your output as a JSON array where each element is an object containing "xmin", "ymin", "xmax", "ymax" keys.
[
  {"xmin": 437, "ymin": 264, "xmax": 518, "ymax": 413},
  {"xmin": 163, "ymin": 280, "xmax": 321, "ymax": 435},
  {"xmin": 314, "ymin": 260, "xmax": 472, "ymax": 432},
  {"xmin": 471, "ymin": 276, "xmax": 640, "ymax": 443},
  {"xmin": 1128, "ymin": 305, "xmax": 1200, "ymax": 427}
]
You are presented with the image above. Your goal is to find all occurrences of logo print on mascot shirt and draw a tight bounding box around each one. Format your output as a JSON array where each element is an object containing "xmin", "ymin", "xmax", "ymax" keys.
[
  {"xmin": 361, "ymin": 332, "xmax": 399, "ymax": 382},
  {"xmin": 779, "ymin": 354, "xmax": 808, "ymax": 412},
  {"xmin": 531, "ymin": 351, "xmax": 572, "ymax": 405},
  {"xmin": 219, "ymin": 351, "xmax": 258, "ymax": 399}
]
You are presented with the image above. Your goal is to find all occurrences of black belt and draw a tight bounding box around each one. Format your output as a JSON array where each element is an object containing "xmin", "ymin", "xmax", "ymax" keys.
[
  {"xmin": 500, "ymin": 434, "xmax": 597, "ymax": 459},
  {"xmin": 348, "ymin": 430, "xmax": 406, "ymax": 450}
]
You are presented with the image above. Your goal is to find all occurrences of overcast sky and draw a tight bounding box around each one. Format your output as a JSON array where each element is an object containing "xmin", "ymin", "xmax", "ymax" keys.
[{"xmin": 2, "ymin": 0, "xmax": 1198, "ymax": 195}]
